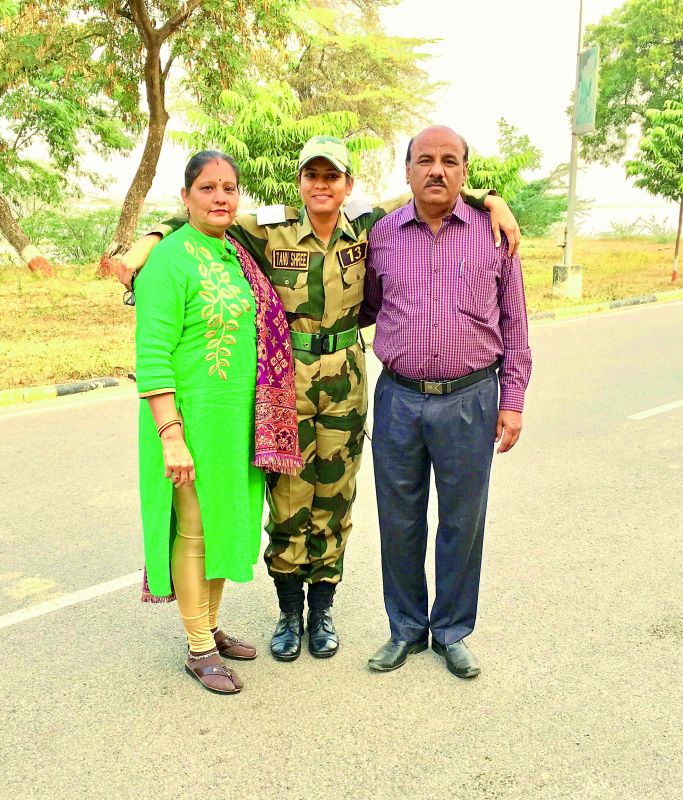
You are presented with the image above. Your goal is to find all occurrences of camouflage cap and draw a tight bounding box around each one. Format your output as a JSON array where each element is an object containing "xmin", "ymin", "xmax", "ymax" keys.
[{"xmin": 298, "ymin": 135, "xmax": 352, "ymax": 175}]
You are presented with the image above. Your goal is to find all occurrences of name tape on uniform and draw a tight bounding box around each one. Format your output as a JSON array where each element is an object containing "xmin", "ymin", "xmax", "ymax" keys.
[
  {"xmin": 272, "ymin": 249, "xmax": 310, "ymax": 270},
  {"xmin": 337, "ymin": 242, "xmax": 367, "ymax": 268}
]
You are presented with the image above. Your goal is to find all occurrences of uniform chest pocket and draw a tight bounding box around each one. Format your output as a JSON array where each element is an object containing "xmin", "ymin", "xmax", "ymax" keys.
[
  {"xmin": 269, "ymin": 267, "xmax": 309, "ymax": 313},
  {"xmin": 338, "ymin": 242, "xmax": 367, "ymax": 308},
  {"xmin": 457, "ymin": 261, "xmax": 500, "ymax": 323}
]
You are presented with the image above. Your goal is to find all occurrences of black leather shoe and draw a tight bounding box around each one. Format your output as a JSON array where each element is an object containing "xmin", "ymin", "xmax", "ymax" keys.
[
  {"xmin": 432, "ymin": 639, "xmax": 480, "ymax": 678},
  {"xmin": 367, "ymin": 637, "xmax": 428, "ymax": 672},
  {"xmin": 307, "ymin": 608, "xmax": 339, "ymax": 658},
  {"xmin": 270, "ymin": 610, "xmax": 304, "ymax": 662}
]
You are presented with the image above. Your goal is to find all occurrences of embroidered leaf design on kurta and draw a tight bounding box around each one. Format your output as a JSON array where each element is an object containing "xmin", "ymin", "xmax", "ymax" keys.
[{"xmin": 191, "ymin": 241, "xmax": 247, "ymax": 381}]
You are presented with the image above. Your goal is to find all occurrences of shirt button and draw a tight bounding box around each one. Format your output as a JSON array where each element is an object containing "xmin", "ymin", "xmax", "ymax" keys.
[
  {"xmin": 239, "ymin": 270, "xmax": 245, "ymax": 277},
  {"xmin": 433, "ymin": 322, "xmax": 438, "ymax": 327},
  {"xmin": 284, "ymin": 280, "xmax": 290, "ymax": 285},
  {"xmin": 432, "ymin": 353, "xmax": 439, "ymax": 358}
]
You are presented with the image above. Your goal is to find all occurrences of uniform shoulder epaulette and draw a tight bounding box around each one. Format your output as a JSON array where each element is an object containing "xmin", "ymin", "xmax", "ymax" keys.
[
  {"xmin": 344, "ymin": 197, "xmax": 374, "ymax": 221},
  {"xmin": 256, "ymin": 204, "xmax": 299, "ymax": 225}
]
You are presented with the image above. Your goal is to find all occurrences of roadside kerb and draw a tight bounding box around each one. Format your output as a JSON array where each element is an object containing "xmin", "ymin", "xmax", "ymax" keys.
[
  {"xmin": 0, "ymin": 377, "xmax": 119, "ymax": 407},
  {"xmin": 529, "ymin": 287, "xmax": 683, "ymax": 322}
]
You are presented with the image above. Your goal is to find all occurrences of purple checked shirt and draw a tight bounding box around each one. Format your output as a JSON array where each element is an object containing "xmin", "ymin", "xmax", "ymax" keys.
[{"xmin": 361, "ymin": 197, "xmax": 532, "ymax": 412}]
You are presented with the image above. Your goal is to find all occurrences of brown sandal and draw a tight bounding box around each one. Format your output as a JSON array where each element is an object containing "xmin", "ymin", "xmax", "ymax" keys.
[
  {"xmin": 213, "ymin": 629, "xmax": 257, "ymax": 660},
  {"xmin": 185, "ymin": 651, "xmax": 243, "ymax": 694}
]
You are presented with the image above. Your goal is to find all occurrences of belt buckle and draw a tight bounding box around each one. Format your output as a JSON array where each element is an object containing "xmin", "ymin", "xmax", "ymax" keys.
[
  {"xmin": 320, "ymin": 334, "xmax": 336, "ymax": 354},
  {"xmin": 309, "ymin": 335, "xmax": 323, "ymax": 356},
  {"xmin": 422, "ymin": 381, "xmax": 443, "ymax": 395}
]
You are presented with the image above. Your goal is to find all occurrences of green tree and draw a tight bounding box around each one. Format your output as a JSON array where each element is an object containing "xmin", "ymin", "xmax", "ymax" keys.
[
  {"xmin": 466, "ymin": 120, "xmax": 568, "ymax": 238},
  {"xmin": 189, "ymin": 0, "xmax": 439, "ymax": 191},
  {"xmin": 0, "ymin": 1, "xmax": 132, "ymax": 273},
  {"xmin": 625, "ymin": 101, "xmax": 683, "ymax": 281},
  {"xmin": 285, "ymin": 1, "xmax": 437, "ymax": 142},
  {"xmin": 581, "ymin": 0, "xmax": 683, "ymax": 164},
  {"xmin": 508, "ymin": 170, "xmax": 568, "ymax": 239},
  {"xmin": 172, "ymin": 81, "xmax": 383, "ymax": 206},
  {"xmin": 60, "ymin": 0, "xmax": 297, "ymax": 269}
]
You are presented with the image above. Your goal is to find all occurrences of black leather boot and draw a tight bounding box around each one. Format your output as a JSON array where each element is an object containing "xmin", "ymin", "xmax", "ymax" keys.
[
  {"xmin": 270, "ymin": 610, "xmax": 304, "ymax": 661},
  {"xmin": 307, "ymin": 608, "xmax": 339, "ymax": 658}
]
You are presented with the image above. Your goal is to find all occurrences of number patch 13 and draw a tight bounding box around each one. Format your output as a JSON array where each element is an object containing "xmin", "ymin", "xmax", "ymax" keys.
[{"xmin": 337, "ymin": 242, "xmax": 367, "ymax": 268}]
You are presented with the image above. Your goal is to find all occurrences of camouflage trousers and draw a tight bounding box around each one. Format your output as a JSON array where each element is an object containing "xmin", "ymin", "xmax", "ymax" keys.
[{"xmin": 264, "ymin": 342, "xmax": 367, "ymax": 584}]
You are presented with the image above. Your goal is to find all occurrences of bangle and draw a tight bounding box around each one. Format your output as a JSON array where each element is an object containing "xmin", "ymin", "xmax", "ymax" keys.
[{"xmin": 157, "ymin": 418, "xmax": 182, "ymax": 437}]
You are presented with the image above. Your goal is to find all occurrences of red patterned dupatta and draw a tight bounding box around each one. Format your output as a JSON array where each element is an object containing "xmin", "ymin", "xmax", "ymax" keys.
[{"xmin": 227, "ymin": 235, "xmax": 302, "ymax": 475}]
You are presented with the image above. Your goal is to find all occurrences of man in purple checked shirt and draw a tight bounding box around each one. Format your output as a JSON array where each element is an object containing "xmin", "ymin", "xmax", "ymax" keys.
[{"xmin": 361, "ymin": 125, "xmax": 532, "ymax": 679}]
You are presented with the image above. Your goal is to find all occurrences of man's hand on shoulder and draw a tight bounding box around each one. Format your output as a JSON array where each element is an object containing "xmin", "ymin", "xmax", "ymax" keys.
[
  {"xmin": 495, "ymin": 410, "xmax": 522, "ymax": 453},
  {"xmin": 483, "ymin": 195, "xmax": 521, "ymax": 257},
  {"xmin": 115, "ymin": 234, "xmax": 163, "ymax": 289}
]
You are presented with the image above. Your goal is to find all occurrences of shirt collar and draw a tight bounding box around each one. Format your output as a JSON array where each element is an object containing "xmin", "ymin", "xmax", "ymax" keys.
[
  {"xmin": 296, "ymin": 208, "xmax": 358, "ymax": 244},
  {"xmin": 398, "ymin": 194, "xmax": 471, "ymax": 227}
]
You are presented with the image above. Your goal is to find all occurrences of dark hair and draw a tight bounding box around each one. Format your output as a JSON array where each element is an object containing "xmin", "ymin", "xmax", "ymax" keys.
[
  {"xmin": 405, "ymin": 133, "xmax": 469, "ymax": 164},
  {"xmin": 184, "ymin": 150, "xmax": 240, "ymax": 190}
]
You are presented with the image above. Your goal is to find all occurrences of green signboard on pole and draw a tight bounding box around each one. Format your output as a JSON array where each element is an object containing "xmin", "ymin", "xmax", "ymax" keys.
[{"xmin": 574, "ymin": 46, "xmax": 599, "ymax": 134}]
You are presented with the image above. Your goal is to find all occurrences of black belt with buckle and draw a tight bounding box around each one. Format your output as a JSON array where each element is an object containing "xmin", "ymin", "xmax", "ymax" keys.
[{"xmin": 384, "ymin": 360, "xmax": 500, "ymax": 395}]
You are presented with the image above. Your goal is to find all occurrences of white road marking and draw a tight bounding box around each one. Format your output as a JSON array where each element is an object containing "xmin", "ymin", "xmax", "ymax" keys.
[
  {"xmin": 0, "ymin": 570, "xmax": 142, "ymax": 630},
  {"xmin": 628, "ymin": 399, "xmax": 683, "ymax": 420}
]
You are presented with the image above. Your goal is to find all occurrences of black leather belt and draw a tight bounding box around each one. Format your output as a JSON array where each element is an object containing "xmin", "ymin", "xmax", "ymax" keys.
[{"xmin": 384, "ymin": 360, "xmax": 500, "ymax": 395}]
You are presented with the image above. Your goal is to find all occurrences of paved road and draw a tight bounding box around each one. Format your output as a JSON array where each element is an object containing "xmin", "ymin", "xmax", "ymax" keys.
[{"xmin": 1, "ymin": 302, "xmax": 682, "ymax": 800}]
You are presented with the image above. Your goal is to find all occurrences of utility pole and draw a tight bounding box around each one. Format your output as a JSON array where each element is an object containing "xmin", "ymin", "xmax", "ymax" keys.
[{"xmin": 554, "ymin": 0, "xmax": 596, "ymax": 299}]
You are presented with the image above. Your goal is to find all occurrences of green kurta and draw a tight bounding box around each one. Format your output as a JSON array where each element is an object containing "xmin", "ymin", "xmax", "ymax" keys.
[{"xmin": 135, "ymin": 224, "xmax": 264, "ymax": 596}]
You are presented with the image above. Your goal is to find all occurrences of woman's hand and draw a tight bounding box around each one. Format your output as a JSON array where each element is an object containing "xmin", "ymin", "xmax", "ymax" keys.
[
  {"xmin": 161, "ymin": 427, "xmax": 196, "ymax": 488},
  {"xmin": 116, "ymin": 234, "xmax": 162, "ymax": 290},
  {"xmin": 483, "ymin": 195, "xmax": 521, "ymax": 257}
]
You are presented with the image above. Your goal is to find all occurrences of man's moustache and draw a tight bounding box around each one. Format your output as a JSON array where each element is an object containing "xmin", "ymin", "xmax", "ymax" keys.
[{"xmin": 426, "ymin": 180, "xmax": 447, "ymax": 187}]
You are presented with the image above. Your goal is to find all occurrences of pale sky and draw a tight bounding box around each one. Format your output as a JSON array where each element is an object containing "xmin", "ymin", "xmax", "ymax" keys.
[{"xmin": 95, "ymin": 0, "xmax": 678, "ymax": 234}]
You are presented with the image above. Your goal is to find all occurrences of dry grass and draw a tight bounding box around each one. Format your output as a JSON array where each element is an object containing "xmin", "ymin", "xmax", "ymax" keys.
[
  {"xmin": 522, "ymin": 237, "xmax": 676, "ymax": 313},
  {"xmin": 0, "ymin": 237, "xmax": 679, "ymax": 389},
  {"xmin": 0, "ymin": 266, "xmax": 135, "ymax": 389}
]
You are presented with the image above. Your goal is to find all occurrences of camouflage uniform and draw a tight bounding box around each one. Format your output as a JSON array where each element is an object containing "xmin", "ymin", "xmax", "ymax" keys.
[{"xmin": 154, "ymin": 192, "xmax": 489, "ymax": 588}]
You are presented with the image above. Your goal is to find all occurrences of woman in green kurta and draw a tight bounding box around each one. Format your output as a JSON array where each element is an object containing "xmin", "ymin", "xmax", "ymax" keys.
[{"xmin": 135, "ymin": 151, "xmax": 300, "ymax": 694}]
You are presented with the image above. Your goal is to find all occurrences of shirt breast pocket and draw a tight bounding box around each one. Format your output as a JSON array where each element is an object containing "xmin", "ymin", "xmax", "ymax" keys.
[
  {"xmin": 269, "ymin": 268, "xmax": 309, "ymax": 313},
  {"xmin": 338, "ymin": 242, "xmax": 367, "ymax": 309},
  {"xmin": 457, "ymin": 260, "xmax": 499, "ymax": 323}
]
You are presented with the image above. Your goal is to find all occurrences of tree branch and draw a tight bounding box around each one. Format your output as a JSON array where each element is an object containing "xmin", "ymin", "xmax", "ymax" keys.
[
  {"xmin": 127, "ymin": 0, "xmax": 156, "ymax": 45},
  {"xmin": 116, "ymin": 5, "xmax": 134, "ymax": 22},
  {"xmin": 162, "ymin": 53, "xmax": 176, "ymax": 81},
  {"xmin": 158, "ymin": 0, "xmax": 203, "ymax": 41}
]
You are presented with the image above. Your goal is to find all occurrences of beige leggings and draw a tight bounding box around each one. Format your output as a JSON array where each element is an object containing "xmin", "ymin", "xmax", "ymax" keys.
[{"xmin": 171, "ymin": 485, "xmax": 225, "ymax": 653}]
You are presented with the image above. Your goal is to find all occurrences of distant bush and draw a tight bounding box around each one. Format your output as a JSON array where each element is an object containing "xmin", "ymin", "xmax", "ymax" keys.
[
  {"xmin": 603, "ymin": 215, "xmax": 676, "ymax": 243},
  {"xmin": 509, "ymin": 178, "xmax": 567, "ymax": 238},
  {"xmin": 19, "ymin": 207, "xmax": 177, "ymax": 265}
]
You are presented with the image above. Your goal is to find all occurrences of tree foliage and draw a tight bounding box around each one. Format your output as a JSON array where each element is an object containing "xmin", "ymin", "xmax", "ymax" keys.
[
  {"xmin": 284, "ymin": 1, "xmax": 437, "ymax": 142},
  {"xmin": 625, "ymin": 100, "xmax": 683, "ymax": 276},
  {"xmin": 466, "ymin": 120, "xmax": 568, "ymax": 238},
  {"xmin": 581, "ymin": 0, "xmax": 683, "ymax": 163},
  {"xmin": 625, "ymin": 101, "xmax": 683, "ymax": 201},
  {"xmin": 188, "ymin": 0, "xmax": 439, "ymax": 191},
  {"xmin": 0, "ymin": 1, "xmax": 133, "ymax": 270},
  {"xmin": 171, "ymin": 81, "xmax": 383, "ymax": 206}
]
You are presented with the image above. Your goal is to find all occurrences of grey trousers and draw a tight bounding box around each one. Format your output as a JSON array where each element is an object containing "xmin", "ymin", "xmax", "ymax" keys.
[{"xmin": 371, "ymin": 369, "xmax": 498, "ymax": 645}]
